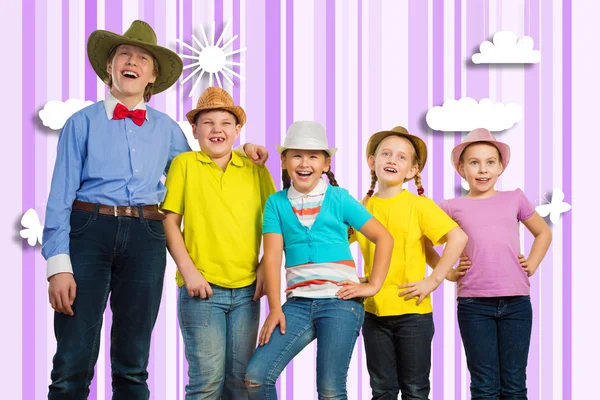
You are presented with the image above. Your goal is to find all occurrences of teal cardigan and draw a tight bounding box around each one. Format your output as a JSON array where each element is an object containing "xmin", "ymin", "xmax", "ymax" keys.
[{"xmin": 262, "ymin": 185, "xmax": 372, "ymax": 267}]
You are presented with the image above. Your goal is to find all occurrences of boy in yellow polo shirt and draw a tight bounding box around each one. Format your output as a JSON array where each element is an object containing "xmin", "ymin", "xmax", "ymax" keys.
[{"xmin": 161, "ymin": 87, "xmax": 276, "ymax": 399}]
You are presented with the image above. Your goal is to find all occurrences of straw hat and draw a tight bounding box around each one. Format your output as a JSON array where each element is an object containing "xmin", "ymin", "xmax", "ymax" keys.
[
  {"xmin": 366, "ymin": 126, "xmax": 427, "ymax": 177},
  {"xmin": 185, "ymin": 87, "xmax": 247, "ymax": 126}
]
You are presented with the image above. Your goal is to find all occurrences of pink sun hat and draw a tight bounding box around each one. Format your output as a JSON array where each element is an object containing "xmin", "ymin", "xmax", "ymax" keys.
[{"xmin": 451, "ymin": 128, "xmax": 511, "ymax": 176}]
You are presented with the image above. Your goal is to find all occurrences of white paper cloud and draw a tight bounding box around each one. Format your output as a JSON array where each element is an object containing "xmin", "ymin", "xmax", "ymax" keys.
[
  {"xmin": 177, "ymin": 121, "xmax": 200, "ymax": 151},
  {"xmin": 426, "ymin": 97, "xmax": 522, "ymax": 132},
  {"xmin": 39, "ymin": 99, "xmax": 94, "ymax": 130},
  {"xmin": 472, "ymin": 31, "xmax": 540, "ymax": 64}
]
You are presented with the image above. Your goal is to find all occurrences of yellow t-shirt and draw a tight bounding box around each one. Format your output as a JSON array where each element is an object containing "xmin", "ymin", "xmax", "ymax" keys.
[
  {"xmin": 161, "ymin": 151, "xmax": 276, "ymax": 288},
  {"xmin": 355, "ymin": 190, "xmax": 457, "ymax": 316}
]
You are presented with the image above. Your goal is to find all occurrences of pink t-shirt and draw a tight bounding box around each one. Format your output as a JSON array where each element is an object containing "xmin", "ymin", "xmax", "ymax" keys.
[{"xmin": 439, "ymin": 189, "xmax": 536, "ymax": 297}]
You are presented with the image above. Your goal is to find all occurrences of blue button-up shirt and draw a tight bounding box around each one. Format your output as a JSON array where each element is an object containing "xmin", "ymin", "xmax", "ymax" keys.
[{"xmin": 42, "ymin": 93, "xmax": 191, "ymax": 277}]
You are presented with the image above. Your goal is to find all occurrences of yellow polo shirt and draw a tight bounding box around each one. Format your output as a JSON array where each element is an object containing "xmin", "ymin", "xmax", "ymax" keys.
[
  {"xmin": 161, "ymin": 151, "xmax": 276, "ymax": 288},
  {"xmin": 355, "ymin": 190, "xmax": 457, "ymax": 316}
]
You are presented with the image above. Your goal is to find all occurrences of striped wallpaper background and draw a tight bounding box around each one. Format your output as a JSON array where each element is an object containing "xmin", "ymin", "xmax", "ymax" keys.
[{"xmin": 2, "ymin": 0, "xmax": 597, "ymax": 398}]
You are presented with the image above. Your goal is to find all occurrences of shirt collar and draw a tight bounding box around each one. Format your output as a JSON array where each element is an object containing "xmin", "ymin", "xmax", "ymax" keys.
[
  {"xmin": 196, "ymin": 150, "xmax": 244, "ymax": 168},
  {"xmin": 103, "ymin": 92, "xmax": 149, "ymax": 121},
  {"xmin": 288, "ymin": 179, "xmax": 328, "ymax": 200}
]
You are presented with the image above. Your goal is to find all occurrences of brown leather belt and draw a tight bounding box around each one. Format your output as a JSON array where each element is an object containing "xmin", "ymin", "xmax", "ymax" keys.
[{"xmin": 73, "ymin": 200, "xmax": 165, "ymax": 221}]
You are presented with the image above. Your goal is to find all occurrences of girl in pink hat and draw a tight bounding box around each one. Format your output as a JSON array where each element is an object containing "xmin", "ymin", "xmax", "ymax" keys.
[{"xmin": 434, "ymin": 128, "xmax": 552, "ymax": 399}]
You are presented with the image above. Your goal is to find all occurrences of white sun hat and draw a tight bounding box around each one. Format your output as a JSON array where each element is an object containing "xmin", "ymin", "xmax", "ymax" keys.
[{"xmin": 276, "ymin": 121, "xmax": 338, "ymax": 156}]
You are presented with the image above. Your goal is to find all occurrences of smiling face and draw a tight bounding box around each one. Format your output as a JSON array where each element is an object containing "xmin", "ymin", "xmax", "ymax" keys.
[
  {"xmin": 192, "ymin": 109, "xmax": 241, "ymax": 162},
  {"xmin": 106, "ymin": 44, "xmax": 157, "ymax": 103},
  {"xmin": 368, "ymin": 135, "xmax": 418, "ymax": 188},
  {"xmin": 282, "ymin": 149, "xmax": 331, "ymax": 194},
  {"xmin": 458, "ymin": 142, "xmax": 504, "ymax": 198}
]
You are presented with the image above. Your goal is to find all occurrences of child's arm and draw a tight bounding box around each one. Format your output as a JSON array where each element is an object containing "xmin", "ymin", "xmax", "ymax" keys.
[
  {"xmin": 163, "ymin": 211, "xmax": 213, "ymax": 299},
  {"xmin": 336, "ymin": 218, "xmax": 394, "ymax": 299},
  {"xmin": 424, "ymin": 238, "xmax": 441, "ymax": 268},
  {"xmin": 235, "ymin": 143, "xmax": 269, "ymax": 165},
  {"xmin": 521, "ymin": 213, "xmax": 552, "ymax": 276},
  {"xmin": 258, "ymin": 233, "xmax": 285, "ymax": 346},
  {"xmin": 399, "ymin": 226, "xmax": 468, "ymax": 304}
]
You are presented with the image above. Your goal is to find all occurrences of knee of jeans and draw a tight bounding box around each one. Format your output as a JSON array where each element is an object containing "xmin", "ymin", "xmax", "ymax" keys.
[{"xmin": 317, "ymin": 388, "xmax": 346, "ymax": 399}]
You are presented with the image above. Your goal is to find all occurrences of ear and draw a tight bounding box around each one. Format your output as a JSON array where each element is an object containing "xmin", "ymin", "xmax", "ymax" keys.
[
  {"xmin": 367, "ymin": 155, "xmax": 376, "ymax": 171},
  {"xmin": 406, "ymin": 164, "xmax": 418, "ymax": 181},
  {"xmin": 498, "ymin": 161, "xmax": 505, "ymax": 176},
  {"xmin": 191, "ymin": 123, "xmax": 199, "ymax": 139},
  {"xmin": 323, "ymin": 156, "xmax": 331, "ymax": 173},
  {"xmin": 234, "ymin": 124, "xmax": 242, "ymax": 141},
  {"xmin": 457, "ymin": 162, "xmax": 466, "ymax": 178},
  {"xmin": 280, "ymin": 154, "xmax": 287, "ymax": 170}
]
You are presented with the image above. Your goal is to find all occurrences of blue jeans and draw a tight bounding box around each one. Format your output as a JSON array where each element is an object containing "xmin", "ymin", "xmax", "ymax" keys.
[
  {"xmin": 457, "ymin": 296, "xmax": 532, "ymax": 400},
  {"xmin": 48, "ymin": 209, "xmax": 167, "ymax": 399},
  {"xmin": 362, "ymin": 312, "xmax": 434, "ymax": 400},
  {"xmin": 178, "ymin": 283, "xmax": 260, "ymax": 399},
  {"xmin": 245, "ymin": 296, "xmax": 364, "ymax": 400}
]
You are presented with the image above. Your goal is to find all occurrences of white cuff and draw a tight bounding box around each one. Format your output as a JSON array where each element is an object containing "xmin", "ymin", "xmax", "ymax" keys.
[{"xmin": 47, "ymin": 254, "xmax": 73, "ymax": 280}]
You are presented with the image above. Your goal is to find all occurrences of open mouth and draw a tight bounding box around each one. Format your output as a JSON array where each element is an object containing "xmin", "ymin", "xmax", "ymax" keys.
[
  {"xmin": 122, "ymin": 70, "xmax": 139, "ymax": 79},
  {"xmin": 209, "ymin": 137, "xmax": 226, "ymax": 143},
  {"xmin": 383, "ymin": 167, "xmax": 397, "ymax": 173},
  {"xmin": 475, "ymin": 178, "xmax": 491, "ymax": 184},
  {"xmin": 296, "ymin": 171, "xmax": 313, "ymax": 180}
]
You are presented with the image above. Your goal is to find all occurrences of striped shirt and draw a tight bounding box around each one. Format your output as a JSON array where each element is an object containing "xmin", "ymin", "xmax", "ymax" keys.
[{"xmin": 285, "ymin": 180, "xmax": 360, "ymax": 298}]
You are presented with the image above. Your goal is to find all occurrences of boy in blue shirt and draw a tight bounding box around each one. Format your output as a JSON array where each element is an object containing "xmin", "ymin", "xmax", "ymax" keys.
[{"xmin": 42, "ymin": 20, "xmax": 267, "ymax": 399}]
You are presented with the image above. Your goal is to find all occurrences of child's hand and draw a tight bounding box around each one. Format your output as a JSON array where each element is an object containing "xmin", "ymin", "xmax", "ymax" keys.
[
  {"xmin": 259, "ymin": 308, "xmax": 286, "ymax": 346},
  {"xmin": 336, "ymin": 280, "xmax": 378, "ymax": 299},
  {"xmin": 519, "ymin": 254, "xmax": 536, "ymax": 277},
  {"xmin": 243, "ymin": 143, "xmax": 269, "ymax": 165},
  {"xmin": 254, "ymin": 262, "xmax": 265, "ymax": 301},
  {"xmin": 183, "ymin": 269, "xmax": 213, "ymax": 299},
  {"xmin": 446, "ymin": 257, "xmax": 472, "ymax": 282},
  {"xmin": 398, "ymin": 277, "xmax": 440, "ymax": 305}
]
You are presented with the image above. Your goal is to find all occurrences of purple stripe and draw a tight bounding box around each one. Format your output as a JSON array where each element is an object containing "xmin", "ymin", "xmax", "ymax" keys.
[
  {"xmin": 357, "ymin": 0, "xmax": 363, "ymax": 394},
  {"xmin": 540, "ymin": 1, "xmax": 554, "ymax": 398},
  {"xmin": 314, "ymin": 0, "xmax": 326, "ymax": 125},
  {"xmin": 453, "ymin": 0, "xmax": 462, "ymax": 394},
  {"xmin": 325, "ymin": 0, "xmax": 335, "ymax": 154},
  {"xmin": 265, "ymin": 0, "xmax": 280, "ymax": 180},
  {"xmin": 285, "ymin": 0, "xmax": 294, "ymax": 396},
  {"xmin": 85, "ymin": 0, "xmax": 98, "ymax": 102},
  {"xmin": 562, "ymin": 1, "xmax": 572, "ymax": 398},
  {"xmin": 176, "ymin": 2, "xmax": 182, "ymax": 398},
  {"xmin": 215, "ymin": 0, "xmax": 223, "ymax": 32},
  {"xmin": 22, "ymin": 0, "xmax": 35, "ymax": 397},
  {"xmin": 432, "ymin": 0, "xmax": 444, "ymax": 397},
  {"xmin": 62, "ymin": 0, "xmax": 70, "ymax": 100},
  {"xmin": 233, "ymin": 0, "xmax": 240, "ymax": 106},
  {"xmin": 524, "ymin": 1, "xmax": 541, "ymax": 398}
]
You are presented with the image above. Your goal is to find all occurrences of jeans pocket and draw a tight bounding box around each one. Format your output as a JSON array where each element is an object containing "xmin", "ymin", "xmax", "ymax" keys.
[
  {"xmin": 178, "ymin": 288, "xmax": 212, "ymax": 327},
  {"xmin": 69, "ymin": 211, "xmax": 93, "ymax": 236},
  {"xmin": 143, "ymin": 219, "xmax": 166, "ymax": 240},
  {"xmin": 331, "ymin": 298, "xmax": 364, "ymax": 320},
  {"xmin": 457, "ymin": 297, "xmax": 476, "ymax": 304}
]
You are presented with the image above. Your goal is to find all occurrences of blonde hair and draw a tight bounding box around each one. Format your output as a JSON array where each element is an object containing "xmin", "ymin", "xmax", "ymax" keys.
[
  {"xmin": 104, "ymin": 46, "xmax": 160, "ymax": 103},
  {"xmin": 364, "ymin": 135, "xmax": 426, "ymax": 204}
]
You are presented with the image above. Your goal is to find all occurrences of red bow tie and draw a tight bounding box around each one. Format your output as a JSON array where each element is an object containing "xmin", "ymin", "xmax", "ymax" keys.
[{"xmin": 113, "ymin": 103, "xmax": 146, "ymax": 126}]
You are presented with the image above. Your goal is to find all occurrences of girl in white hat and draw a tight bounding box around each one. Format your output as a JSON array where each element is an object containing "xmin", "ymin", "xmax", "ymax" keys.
[
  {"xmin": 435, "ymin": 128, "xmax": 552, "ymax": 399},
  {"xmin": 245, "ymin": 121, "xmax": 394, "ymax": 399}
]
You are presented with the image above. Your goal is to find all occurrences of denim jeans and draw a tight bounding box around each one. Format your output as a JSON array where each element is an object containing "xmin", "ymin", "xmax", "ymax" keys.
[
  {"xmin": 362, "ymin": 312, "xmax": 434, "ymax": 400},
  {"xmin": 48, "ymin": 209, "xmax": 167, "ymax": 399},
  {"xmin": 178, "ymin": 283, "xmax": 260, "ymax": 400},
  {"xmin": 457, "ymin": 296, "xmax": 532, "ymax": 400},
  {"xmin": 245, "ymin": 296, "xmax": 364, "ymax": 400}
]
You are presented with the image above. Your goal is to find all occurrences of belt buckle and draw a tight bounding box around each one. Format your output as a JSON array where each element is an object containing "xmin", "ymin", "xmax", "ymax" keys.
[{"xmin": 113, "ymin": 206, "xmax": 118, "ymax": 217}]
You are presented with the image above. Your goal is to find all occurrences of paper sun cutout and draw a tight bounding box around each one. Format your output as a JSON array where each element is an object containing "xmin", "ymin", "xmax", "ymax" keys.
[
  {"xmin": 536, "ymin": 188, "xmax": 571, "ymax": 224},
  {"xmin": 472, "ymin": 31, "xmax": 540, "ymax": 64},
  {"xmin": 177, "ymin": 21, "xmax": 246, "ymax": 97},
  {"xmin": 20, "ymin": 208, "xmax": 43, "ymax": 246},
  {"xmin": 426, "ymin": 97, "xmax": 522, "ymax": 132},
  {"xmin": 39, "ymin": 99, "xmax": 94, "ymax": 130}
]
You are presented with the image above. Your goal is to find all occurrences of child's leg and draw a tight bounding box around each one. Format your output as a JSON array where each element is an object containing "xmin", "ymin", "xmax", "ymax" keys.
[
  {"xmin": 362, "ymin": 312, "xmax": 401, "ymax": 399},
  {"xmin": 457, "ymin": 297, "xmax": 501, "ymax": 400},
  {"xmin": 178, "ymin": 285, "xmax": 231, "ymax": 399},
  {"xmin": 109, "ymin": 217, "xmax": 167, "ymax": 398},
  {"xmin": 497, "ymin": 296, "xmax": 532, "ymax": 400},
  {"xmin": 223, "ymin": 284, "xmax": 260, "ymax": 400},
  {"xmin": 314, "ymin": 298, "xmax": 364, "ymax": 400},
  {"xmin": 48, "ymin": 211, "xmax": 113, "ymax": 399},
  {"xmin": 246, "ymin": 297, "xmax": 316, "ymax": 399},
  {"xmin": 393, "ymin": 313, "xmax": 434, "ymax": 400}
]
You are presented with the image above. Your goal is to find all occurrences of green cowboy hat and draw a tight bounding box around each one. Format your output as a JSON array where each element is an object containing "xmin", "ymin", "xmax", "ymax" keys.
[{"xmin": 87, "ymin": 20, "xmax": 183, "ymax": 94}]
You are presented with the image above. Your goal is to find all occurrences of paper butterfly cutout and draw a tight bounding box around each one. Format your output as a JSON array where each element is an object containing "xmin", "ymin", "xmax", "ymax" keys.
[
  {"xmin": 536, "ymin": 188, "xmax": 571, "ymax": 224},
  {"xmin": 20, "ymin": 208, "xmax": 43, "ymax": 246}
]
